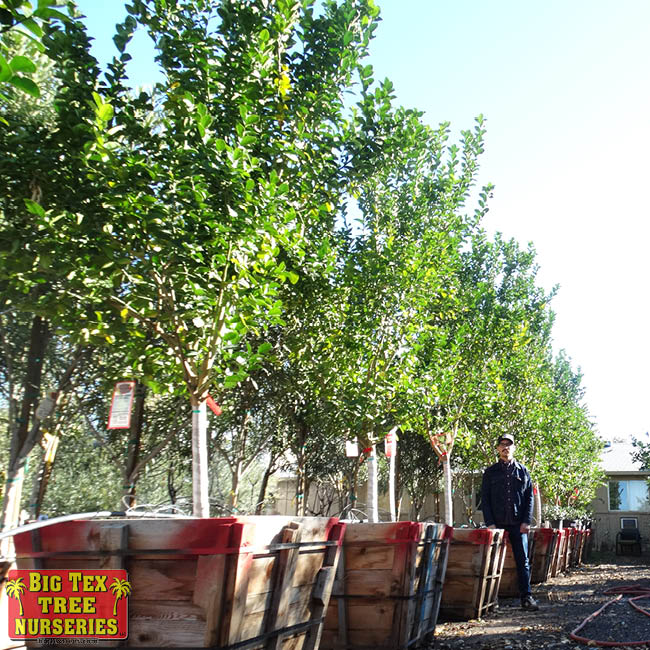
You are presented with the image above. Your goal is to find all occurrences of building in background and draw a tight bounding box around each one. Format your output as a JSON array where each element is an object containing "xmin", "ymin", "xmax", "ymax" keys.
[{"xmin": 590, "ymin": 437, "xmax": 650, "ymax": 551}]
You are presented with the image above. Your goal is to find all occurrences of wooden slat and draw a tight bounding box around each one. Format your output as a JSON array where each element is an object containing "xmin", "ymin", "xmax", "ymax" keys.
[
  {"xmin": 428, "ymin": 525, "xmax": 450, "ymax": 637},
  {"xmin": 265, "ymin": 522, "xmax": 302, "ymax": 650},
  {"xmin": 96, "ymin": 523, "xmax": 129, "ymax": 648},
  {"xmin": 194, "ymin": 554, "xmax": 226, "ymax": 647},
  {"xmin": 129, "ymin": 560, "xmax": 196, "ymax": 601},
  {"xmin": 220, "ymin": 525, "xmax": 254, "ymax": 647},
  {"xmin": 345, "ymin": 546, "xmax": 394, "ymax": 570},
  {"xmin": 344, "ymin": 569, "xmax": 396, "ymax": 597},
  {"xmin": 410, "ymin": 524, "xmax": 435, "ymax": 642},
  {"xmin": 332, "ymin": 542, "xmax": 348, "ymax": 649},
  {"xmin": 99, "ymin": 523, "xmax": 129, "ymax": 571},
  {"xmin": 128, "ymin": 615, "xmax": 205, "ymax": 647},
  {"xmin": 302, "ymin": 522, "xmax": 344, "ymax": 650},
  {"xmin": 291, "ymin": 552, "xmax": 326, "ymax": 588},
  {"xmin": 392, "ymin": 522, "xmax": 418, "ymax": 649}
]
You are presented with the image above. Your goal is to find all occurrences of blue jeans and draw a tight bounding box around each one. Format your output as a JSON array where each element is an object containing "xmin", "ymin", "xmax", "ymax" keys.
[{"xmin": 503, "ymin": 525, "xmax": 532, "ymax": 599}]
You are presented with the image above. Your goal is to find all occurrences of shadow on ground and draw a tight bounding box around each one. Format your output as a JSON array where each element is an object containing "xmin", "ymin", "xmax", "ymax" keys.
[{"xmin": 428, "ymin": 554, "xmax": 650, "ymax": 650}]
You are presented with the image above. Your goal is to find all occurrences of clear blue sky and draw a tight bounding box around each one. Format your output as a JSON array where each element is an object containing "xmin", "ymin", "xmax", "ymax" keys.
[{"xmin": 75, "ymin": 0, "xmax": 650, "ymax": 439}]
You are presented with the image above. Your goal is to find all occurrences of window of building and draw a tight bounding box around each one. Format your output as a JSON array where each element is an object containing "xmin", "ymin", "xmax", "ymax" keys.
[
  {"xmin": 621, "ymin": 517, "xmax": 638, "ymax": 529},
  {"xmin": 608, "ymin": 480, "xmax": 650, "ymax": 511}
]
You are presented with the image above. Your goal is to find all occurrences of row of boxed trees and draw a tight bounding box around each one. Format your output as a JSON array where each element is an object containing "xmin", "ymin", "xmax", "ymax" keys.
[{"xmin": 0, "ymin": 0, "xmax": 603, "ymax": 532}]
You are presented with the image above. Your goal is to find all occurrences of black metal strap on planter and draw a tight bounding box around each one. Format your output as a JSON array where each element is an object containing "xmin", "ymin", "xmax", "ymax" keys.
[
  {"xmin": 16, "ymin": 540, "xmax": 340, "ymax": 560},
  {"xmin": 211, "ymin": 617, "xmax": 325, "ymax": 650},
  {"xmin": 411, "ymin": 525, "xmax": 447, "ymax": 645}
]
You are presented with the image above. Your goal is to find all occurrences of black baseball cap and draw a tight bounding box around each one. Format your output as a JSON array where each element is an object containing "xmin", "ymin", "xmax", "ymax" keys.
[{"xmin": 497, "ymin": 434, "xmax": 515, "ymax": 445}]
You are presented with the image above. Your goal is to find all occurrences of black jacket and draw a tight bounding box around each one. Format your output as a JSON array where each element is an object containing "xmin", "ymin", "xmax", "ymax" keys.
[{"xmin": 481, "ymin": 460, "xmax": 533, "ymax": 527}]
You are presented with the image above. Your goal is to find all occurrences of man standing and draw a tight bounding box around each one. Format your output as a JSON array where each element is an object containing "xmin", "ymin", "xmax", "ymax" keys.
[{"xmin": 481, "ymin": 433, "xmax": 539, "ymax": 610}]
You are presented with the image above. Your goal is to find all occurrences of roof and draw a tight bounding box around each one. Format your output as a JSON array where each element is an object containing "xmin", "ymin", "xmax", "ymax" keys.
[{"xmin": 600, "ymin": 437, "xmax": 650, "ymax": 474}]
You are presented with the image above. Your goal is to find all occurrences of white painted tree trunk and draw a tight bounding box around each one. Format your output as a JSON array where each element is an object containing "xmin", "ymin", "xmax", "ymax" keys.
[
  {"xmin": 367, "ymin": 445, "xmax": 379, "ymax": 522},
  {"xmin": 191, "ymin": 398, "xmax": 209, "ymax": 517},
  {"xmin": 0, "ymin": 467, "xmax": 24, "ymax": 558},
  {"xmin": 442, "ymin": 457, "xmax": 453, "ymax": 526},
  {"xmin": 534, "ymin": 483, "xmax": 542, "ymax": 526},
  {"xmin": 389, "ymin": 444, "xmax": 396, "ymax": 522}
]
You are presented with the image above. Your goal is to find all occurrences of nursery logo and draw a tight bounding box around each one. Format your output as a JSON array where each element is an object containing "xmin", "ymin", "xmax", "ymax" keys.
[{"xmin": 6, "ymin": 569, "xmax": 129, "ymax": 640}]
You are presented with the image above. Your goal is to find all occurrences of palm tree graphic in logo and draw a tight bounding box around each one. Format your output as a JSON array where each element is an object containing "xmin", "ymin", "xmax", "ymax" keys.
[
  {"xmin": 109, "ymin": 578, "xmax": 131, "ymax": 616},
  {"xmin": 6, "ymin": 578, "xmax": 26, "ymax": 616}
]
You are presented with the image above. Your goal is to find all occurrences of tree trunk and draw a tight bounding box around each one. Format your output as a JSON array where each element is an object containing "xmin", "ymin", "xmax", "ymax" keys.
[
  {"xmin": 191, "ymin": 396, "xmax": 209, "ymax": 517},
  {"xmin": 367, "ymin": 445, "xmax": 379, "ymax": 522},
  {"xmin": 227, "ymin": 410, "xmax": 251, "ymax": 512},
  {"xmin": 442, "ymin": 457, "xmax": 453, "ymax": 526},
  {"xmin": 534, "ymin": 483, "xmax": 542, "ymax": 526},
  {"xmin": 1, "ymin": 315, "xmax": 50, "ymax": 541},
  {"xmin": 229, "ymin": 460, "xmax": 242, "ymax": 511},
  {"xmin": 395, "ymin": 441, "xmax": 403, "ymax": 520},
  {"xmin": 123, "ymin": 382, "xmax": 146, "ymax": 509},
  {"xmin": 294, "ymin": 419, "xmax": 308, "ymax": 516},
  {"xmin": 255, "ymin": 453, "xmax": 276, "ymax": 515},
  {"xmin": 388, "ymin": 442, "xmax": 396, "ymax": 522},
  {"xmin": 28, "ymin": 431, "xmax": 59, "ymax": 519},
  {"xmin": 303, "ymin": 477, "xmax": 311, "ymax": 516}
]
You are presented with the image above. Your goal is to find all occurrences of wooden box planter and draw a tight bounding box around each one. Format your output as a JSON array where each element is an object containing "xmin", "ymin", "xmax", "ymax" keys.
[
  {"xmin": 560, "ymin": 528, "xmax": 575, "ymax": 573},
  {"xmin": 497, "ymin": 531, "xmax": 534, "ymax": 598},
  {"xmin": 580, "ymin": 529, "xmax": 592, "ymax": 564},
  {"xmin": 439, "ymin": 528, "xmax": 507, "ymax": 620},
  {"xmin": 530, "ymin": 528, "xmax": 558, "ymax": 584},
  {"xmin": 13, "ymin": 516, "xmax": 345, "ymax": 649},
  {"xmin": 550, "ymin": 528, "xmax": 567, "ymax": 578},
  {"xmin": 321, "ymin": 521, "xmax": 451, "ymax": 650},
  {"xmin": 568, "ymin": 528, "xmax": 581, "ymax": 568}
]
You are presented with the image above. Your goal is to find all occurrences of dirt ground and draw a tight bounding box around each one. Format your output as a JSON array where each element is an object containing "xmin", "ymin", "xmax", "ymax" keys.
[{"xmin": 428, "ymin": 553, "xmax": 650, "ymax": 650}]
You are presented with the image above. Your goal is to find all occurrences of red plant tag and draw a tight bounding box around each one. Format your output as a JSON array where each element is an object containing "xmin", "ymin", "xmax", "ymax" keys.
[
  {"xmin": 6, "ymin": 569, "xmax": 129, "ymax": 640},
  {"xmin": 206, "ymin": 395, "xmax": 222, "ymax": 415}
]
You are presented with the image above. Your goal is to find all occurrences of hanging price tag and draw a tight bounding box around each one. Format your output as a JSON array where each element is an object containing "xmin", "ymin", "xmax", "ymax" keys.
[
  {"xmin": 345, "ymin": 439, "xmax": 359, "ymax": 457},
  {"xmin": 384, "ymin": 430, "xmax": 397, "ymax": 458},
  {"xmin": 107, "ymin": 381, "xmax": 136, "ymax": 430}
]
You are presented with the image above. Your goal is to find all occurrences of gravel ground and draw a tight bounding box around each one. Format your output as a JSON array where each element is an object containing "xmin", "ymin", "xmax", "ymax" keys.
[{"xmin": 428, "ymin": 554, "xmax": 650, "ymax": 650}]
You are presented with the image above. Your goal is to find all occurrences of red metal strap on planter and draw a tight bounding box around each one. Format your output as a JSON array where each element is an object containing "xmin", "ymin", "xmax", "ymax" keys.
[
  {"xmin": 465, "ymin": 528, "xmax": 494, "ymax": 545},
  {"xmin": 15, "ymin": 540, "xmax": 341, "ymax": 560},
  {"xmin": 535, "ymin": 527, "xmax": 555, "ymax": 542}
]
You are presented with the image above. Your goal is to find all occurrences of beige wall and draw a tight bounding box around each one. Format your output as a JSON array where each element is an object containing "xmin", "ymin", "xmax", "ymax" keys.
[
  {"xmin": 589, "ymin": 474, "xmax": 650, "ymax": 551},
  {"xmin": 271, "ymin": 476, "xmax": 477, "ymax": 525}
]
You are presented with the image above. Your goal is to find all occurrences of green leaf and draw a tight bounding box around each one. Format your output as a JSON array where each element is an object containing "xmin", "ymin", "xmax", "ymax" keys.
[
  {"xmin": 0, "ymin": 55, "xmax": 11, "ymax": 83},
  {"xmin": 24, "ymin": 199, "xmax": 45, "ymax": 217},
  {"xmin": 97, "ymin": 103, "xmax": 114, "ymax": 121},
  {"xmin": 9, "ymin": 55, "xmax": 36, "ymax": 75},
  {"xmin": 215, "ymin": 139, "xmax": 227, "ymax": 151},
  {"xmin": 34, "ymin": 7, "xmax": 69, "ymax": 23},
  {"xmin": 21, "ymin": 17, "xmax": 44, "ymax": 38},
  {"xmin": 10, "ymin": 76, "xmax": 40, "ymax": 97}
]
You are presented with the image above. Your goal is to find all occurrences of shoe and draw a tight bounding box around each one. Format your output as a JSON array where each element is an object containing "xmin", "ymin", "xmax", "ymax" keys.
[{"xmin": 521, "ymin": 595, "xmax": 539, "ymax": 611}]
